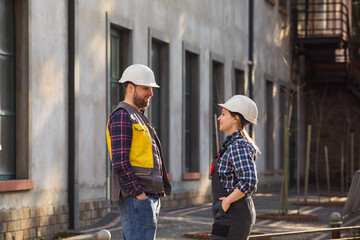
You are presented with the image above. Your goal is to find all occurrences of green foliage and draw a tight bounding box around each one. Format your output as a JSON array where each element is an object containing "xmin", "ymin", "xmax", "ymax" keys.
[
  {"xmin": 353, "ymin": 0, "xmax": 360, "ymax": 42},
  {"xmin": 352, "ymin": 0, "xmax": 360, "ymax": 60}
]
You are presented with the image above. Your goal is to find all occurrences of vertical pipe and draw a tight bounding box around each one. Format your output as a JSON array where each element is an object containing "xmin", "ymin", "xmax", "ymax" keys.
[
  {"xmin": 68, "ymin": 0, "xmax": 79, "ymax": 230},
  {"xmin": 248, "ymin": 0, "xmax": 254, "ymax": 137}
]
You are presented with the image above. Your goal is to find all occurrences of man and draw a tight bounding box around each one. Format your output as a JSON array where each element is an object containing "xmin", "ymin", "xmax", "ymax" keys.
[{"xmin": 106, "ymin": 64, "xmax": 171, "ymax": 240}]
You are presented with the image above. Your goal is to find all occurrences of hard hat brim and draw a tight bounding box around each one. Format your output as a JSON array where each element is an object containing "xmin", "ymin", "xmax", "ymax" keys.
[
  {"xmin": 218, "ymin": 103, "xmax": 257, "ymax": 125},
  {"xmin": 119, "ymin": 78, "xmax": 160, "ymax": 88}
]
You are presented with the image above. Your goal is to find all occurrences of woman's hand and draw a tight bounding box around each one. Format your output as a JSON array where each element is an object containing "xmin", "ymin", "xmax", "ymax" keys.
[{"xmin": 219, "ymin": 197, "xmax": 231, "ymax": 212}]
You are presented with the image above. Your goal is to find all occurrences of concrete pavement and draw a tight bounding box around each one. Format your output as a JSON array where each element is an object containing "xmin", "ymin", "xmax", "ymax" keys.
[{"xmin": 68, "ymin": 187, "xmax": 360, "ymax": 240}]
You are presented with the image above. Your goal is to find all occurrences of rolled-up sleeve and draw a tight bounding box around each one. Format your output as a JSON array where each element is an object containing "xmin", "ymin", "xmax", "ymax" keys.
[{"xmin": 108, "ymin": 109, "xmax": 144, "ymax": 196}]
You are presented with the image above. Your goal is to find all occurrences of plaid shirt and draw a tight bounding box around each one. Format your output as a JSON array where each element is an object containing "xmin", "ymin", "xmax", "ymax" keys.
[
  {"xmin": 108, "ymin": 108, "xmax": 164, "ymax": 198},
  {"xmin": 217, "ymin": 130, "xmax": 258, "ymax": 195}
]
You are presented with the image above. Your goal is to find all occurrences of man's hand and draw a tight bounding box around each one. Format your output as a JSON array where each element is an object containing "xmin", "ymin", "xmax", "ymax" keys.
[
  {"xmin": 136, "ymin": 192, "xmax": 148, "ymax": 200},
  {"xmin": 219, "ymin": 197, "xmax": 231, "ymax": 212}
]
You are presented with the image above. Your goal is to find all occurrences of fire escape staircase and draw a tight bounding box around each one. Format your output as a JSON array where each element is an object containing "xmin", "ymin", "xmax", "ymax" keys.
[{"xmin": 292, "ymin": 0, "xmax": 360, "ymax": 98}]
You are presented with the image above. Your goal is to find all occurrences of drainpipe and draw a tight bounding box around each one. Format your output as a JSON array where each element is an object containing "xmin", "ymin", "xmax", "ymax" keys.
[
  {"xmin": 248, "ymin": 0, "xmax": 254, "ymax": 136},
  {"xmin": 68, "ymin": 0, "xmax": 79, "ymax": 230}
]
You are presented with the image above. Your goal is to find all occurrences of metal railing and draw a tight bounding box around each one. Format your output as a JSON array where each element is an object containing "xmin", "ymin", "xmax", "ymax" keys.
[
  {"xmin": 249, "ymin": 225, "xmax": 360, "ymax": 239},
  {"xmin": 293, "ymin": 1, "xmax": 351, "ymax": 43}
]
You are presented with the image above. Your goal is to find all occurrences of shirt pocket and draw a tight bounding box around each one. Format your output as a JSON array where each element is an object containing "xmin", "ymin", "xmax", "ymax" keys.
[{"xmin": 129, "ymin": 123, "xmax": 153, "ymax": 169}]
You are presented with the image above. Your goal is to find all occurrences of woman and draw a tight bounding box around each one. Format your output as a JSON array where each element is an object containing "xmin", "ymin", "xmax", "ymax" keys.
[{"xmin": 211, "ymin": 95, "xmax": 259, "ymax": 240}]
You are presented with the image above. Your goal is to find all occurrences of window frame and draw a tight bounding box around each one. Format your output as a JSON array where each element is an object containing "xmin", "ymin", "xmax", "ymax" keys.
[
  {"xmin": 182, "ymin": 42, "xmax": 201, "ymax": 180},
  {"xmin": 0, "ymin": 0, "xmax": 34, "ymax": 192},
  {"xmin": 106, "ymin": 13, "xmax": 133, "ymax": 199},
  {"xmin": 265, "ymin": 79, "xmax": 275, "ymax": 173},
  {"xmin": 232, "ymin": 61, "xmax": 246, "ymax": 96},
  {"xmin": 148, "ymin": 28, "xmax": 170, "ymax": 176},
  {"xmin": 209, "ymin": 52, "xmax": 225, "ymax": 164},
  {"xmin": 109, "ymin": 24, "xmax": 132, "ymax": 113},
  {"xmin": 0, "ymin": 0, "xmax": 16, "ymax": 181}
]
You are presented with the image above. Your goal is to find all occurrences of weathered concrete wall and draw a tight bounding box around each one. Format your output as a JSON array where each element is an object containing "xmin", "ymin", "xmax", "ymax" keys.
[
  {"xmin": 78, "ymin": 0, "xmax": 291, "ymax": 193},
  {"xmin": 0, "ymin": 0, "xmax": 291, "ymax": 211},
  {"xmin": 28, "ymin": 0, "xmax": 68, "ymax": 206},
  {"xmin": 253, "ymin": 2, "xmax": 291, "ymax": 187},
  {"xmin": 0, "ymin": 0, "xmax": 69, "ymax": 210}
]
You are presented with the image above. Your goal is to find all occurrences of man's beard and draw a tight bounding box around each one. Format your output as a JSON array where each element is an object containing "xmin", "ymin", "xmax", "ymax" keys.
[{"xmin": 133, "ymin": 89, "xmax": 150, "ymax": 109}]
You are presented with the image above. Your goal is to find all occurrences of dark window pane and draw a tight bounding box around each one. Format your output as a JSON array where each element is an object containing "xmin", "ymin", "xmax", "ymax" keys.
[
  {"xmin": 111, "ymin": 35, "xmax": 121, "ymax": 79},
  {"xmin": 0, "ymin": 0, "xmax": 15, "ymax": 180},
  {"xmin": 111, "ymin": 83, "xmax": 121, "ymax": 111},
  {"xmin": 212, "ymin": 63, "xmax": 223, "ymax": 157},
  {"xmin": 0, "ymin": 116, "xmax": 15, "ymax": 179},
  {"xmin": 266, "ymin": 81, "xmax": 274, "ymax": 169},
  {"xmin": 185, "ymin": 53, "xmax": 192, "ymax": 172},
  {"xmin": 185, "ymin": 131, "xmax": 191, "ymax": 172},
  {"xmin": 234, "ymin": 69, "xmax": 245, "ymax": 95},
  {"xmin": 184, "ymin": 52, "xmax": 198, "ymax": 173},
  {"xmin": 0, "ymin": 0, "xmax": 14, "ymax": 52},
  {"xmin": 280, "ymin": 87, "xmax": 287, "ymax": 169},
  {"xmin": 110, "ymin": 28, "xmax": 127, "ymax": 110},
  {"xmin": 0, "ymin": 55, "xmax": 14, "ymax": 113},
  {"xmin": 151, "ymin": 42, "xmax": 161, "ymax": 136}
]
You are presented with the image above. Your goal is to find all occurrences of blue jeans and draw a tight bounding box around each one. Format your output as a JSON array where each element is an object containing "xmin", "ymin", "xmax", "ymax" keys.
[{"xmin": 118, "ymin": 196, "xmax": 161, "ymax": 240}]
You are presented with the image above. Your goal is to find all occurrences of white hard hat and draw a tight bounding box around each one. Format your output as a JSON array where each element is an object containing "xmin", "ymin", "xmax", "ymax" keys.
[
  {"xmin": 119, "ymin": 64, "xmax": 159, "ymax": 88},
  {"xmin": 218, "ymin": 95, "xmax": 258, "ymax": 125}
]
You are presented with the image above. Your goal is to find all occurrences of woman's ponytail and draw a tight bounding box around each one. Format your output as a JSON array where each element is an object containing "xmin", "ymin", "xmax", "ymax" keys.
[{"xmin": 231, "ymin": 111, "xmax": 261, "ymax": 154}]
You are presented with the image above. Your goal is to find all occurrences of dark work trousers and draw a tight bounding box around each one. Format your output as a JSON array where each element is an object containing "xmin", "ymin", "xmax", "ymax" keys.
[{"xmin": 210, "ymin": 158, "xmax": 256, "ymax": 240}]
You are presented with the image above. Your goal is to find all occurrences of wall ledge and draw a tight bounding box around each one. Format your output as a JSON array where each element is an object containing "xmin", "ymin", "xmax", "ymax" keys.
[
  {"xmin": 0, "ymin": 179, "xmax": 34, "ymax": 192},
  {"xmin": 182, "ymin": 172, "xmax": 202, "ymax": 181}
]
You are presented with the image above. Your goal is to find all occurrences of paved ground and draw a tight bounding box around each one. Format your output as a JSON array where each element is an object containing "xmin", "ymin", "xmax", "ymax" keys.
[{"xmin": 70, "ymin": 187, "xmax": 360, "ymax": 240}]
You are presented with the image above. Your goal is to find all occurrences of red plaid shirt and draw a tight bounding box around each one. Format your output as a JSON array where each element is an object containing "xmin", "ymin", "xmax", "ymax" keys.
[{"xmin": 108, "ymin": 108, "xmax": 164, "ymax": 198}]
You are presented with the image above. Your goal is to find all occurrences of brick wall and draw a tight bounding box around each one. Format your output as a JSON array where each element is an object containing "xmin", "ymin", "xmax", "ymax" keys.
[
  {"xmin": 161, "ymin": 190, "xmax": 212, "ymax": 210},
  {"xmin": 0, "ymin": 200, "xmax": 110, "ymax": 240}
]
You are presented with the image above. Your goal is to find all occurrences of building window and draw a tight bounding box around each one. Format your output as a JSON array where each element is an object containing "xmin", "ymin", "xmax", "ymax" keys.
[
  {"xmin": 279, "ymin": 86, "xmax": 287, "ymax": 170},
  {"xmin": 184, "ymin": 51, "xmax": 200, "ymax": 173},
  {"xmin": 149, "ymin": 29, "xmax": 170, "ymax": 170},
  {"xmin": 266, "ymin": 81, "xmax": 275, "ymax": 172},
  {"xmin": 210, "ymin": 53, "xmax": 225, "ymax": 159},
  {"xmin": 182, "ymin": 43, "xmax": 200, "ymax": 178},
  {"xmin": 233, "ymin": 68, "xmax": 245, "ymax": 95},
  {"xmin": 0, "ymin": 0, "xmax": 15, "ymax": 180},
  {"xmin": 110, "ymin": 26, "xmax": 131, "ymax": 111}
]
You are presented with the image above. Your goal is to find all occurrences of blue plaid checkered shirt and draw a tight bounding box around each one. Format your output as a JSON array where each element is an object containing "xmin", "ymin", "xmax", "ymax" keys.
[{"xmin": 217, "ymin": 130, "xmax": 258, "ymax": 195}]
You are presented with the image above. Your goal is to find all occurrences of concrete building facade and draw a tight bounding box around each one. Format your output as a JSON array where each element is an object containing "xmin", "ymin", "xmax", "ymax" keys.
[{"xmin": 0, "ymin": 0, "xmax": 292, "ymax": 238}]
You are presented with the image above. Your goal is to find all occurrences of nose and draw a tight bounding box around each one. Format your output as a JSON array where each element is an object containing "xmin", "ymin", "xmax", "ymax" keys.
[
  {"xmin": 149, "ymin": 88, "xmax": 153, "ymax": 96},
  {"xmin": 217, "ymin": 115, "xmax": 221, "ymax": 121}
]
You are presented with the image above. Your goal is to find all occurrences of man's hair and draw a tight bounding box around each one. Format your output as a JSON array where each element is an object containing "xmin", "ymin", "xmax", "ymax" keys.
[{"xmin": 122, "ymin": 81, "xmax": 136, "ymax": 93}]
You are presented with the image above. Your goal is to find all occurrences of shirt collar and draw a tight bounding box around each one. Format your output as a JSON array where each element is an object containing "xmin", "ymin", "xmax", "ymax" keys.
[{"xmin": 223, "ymin": 130, "xmax": 243, "ymax": 147}]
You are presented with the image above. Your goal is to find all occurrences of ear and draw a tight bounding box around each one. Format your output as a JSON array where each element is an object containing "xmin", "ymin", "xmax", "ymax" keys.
[
  {"xmin": 234, "ymin": 115, "xmax": 242, "ymax": 127},
  {"xmin": 127, "ymin": 83, "xmax": 134, "ymax": 94},
  {"xmin": 234, "ymin": 115, "xmax": 240, "ymax": 123}
]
